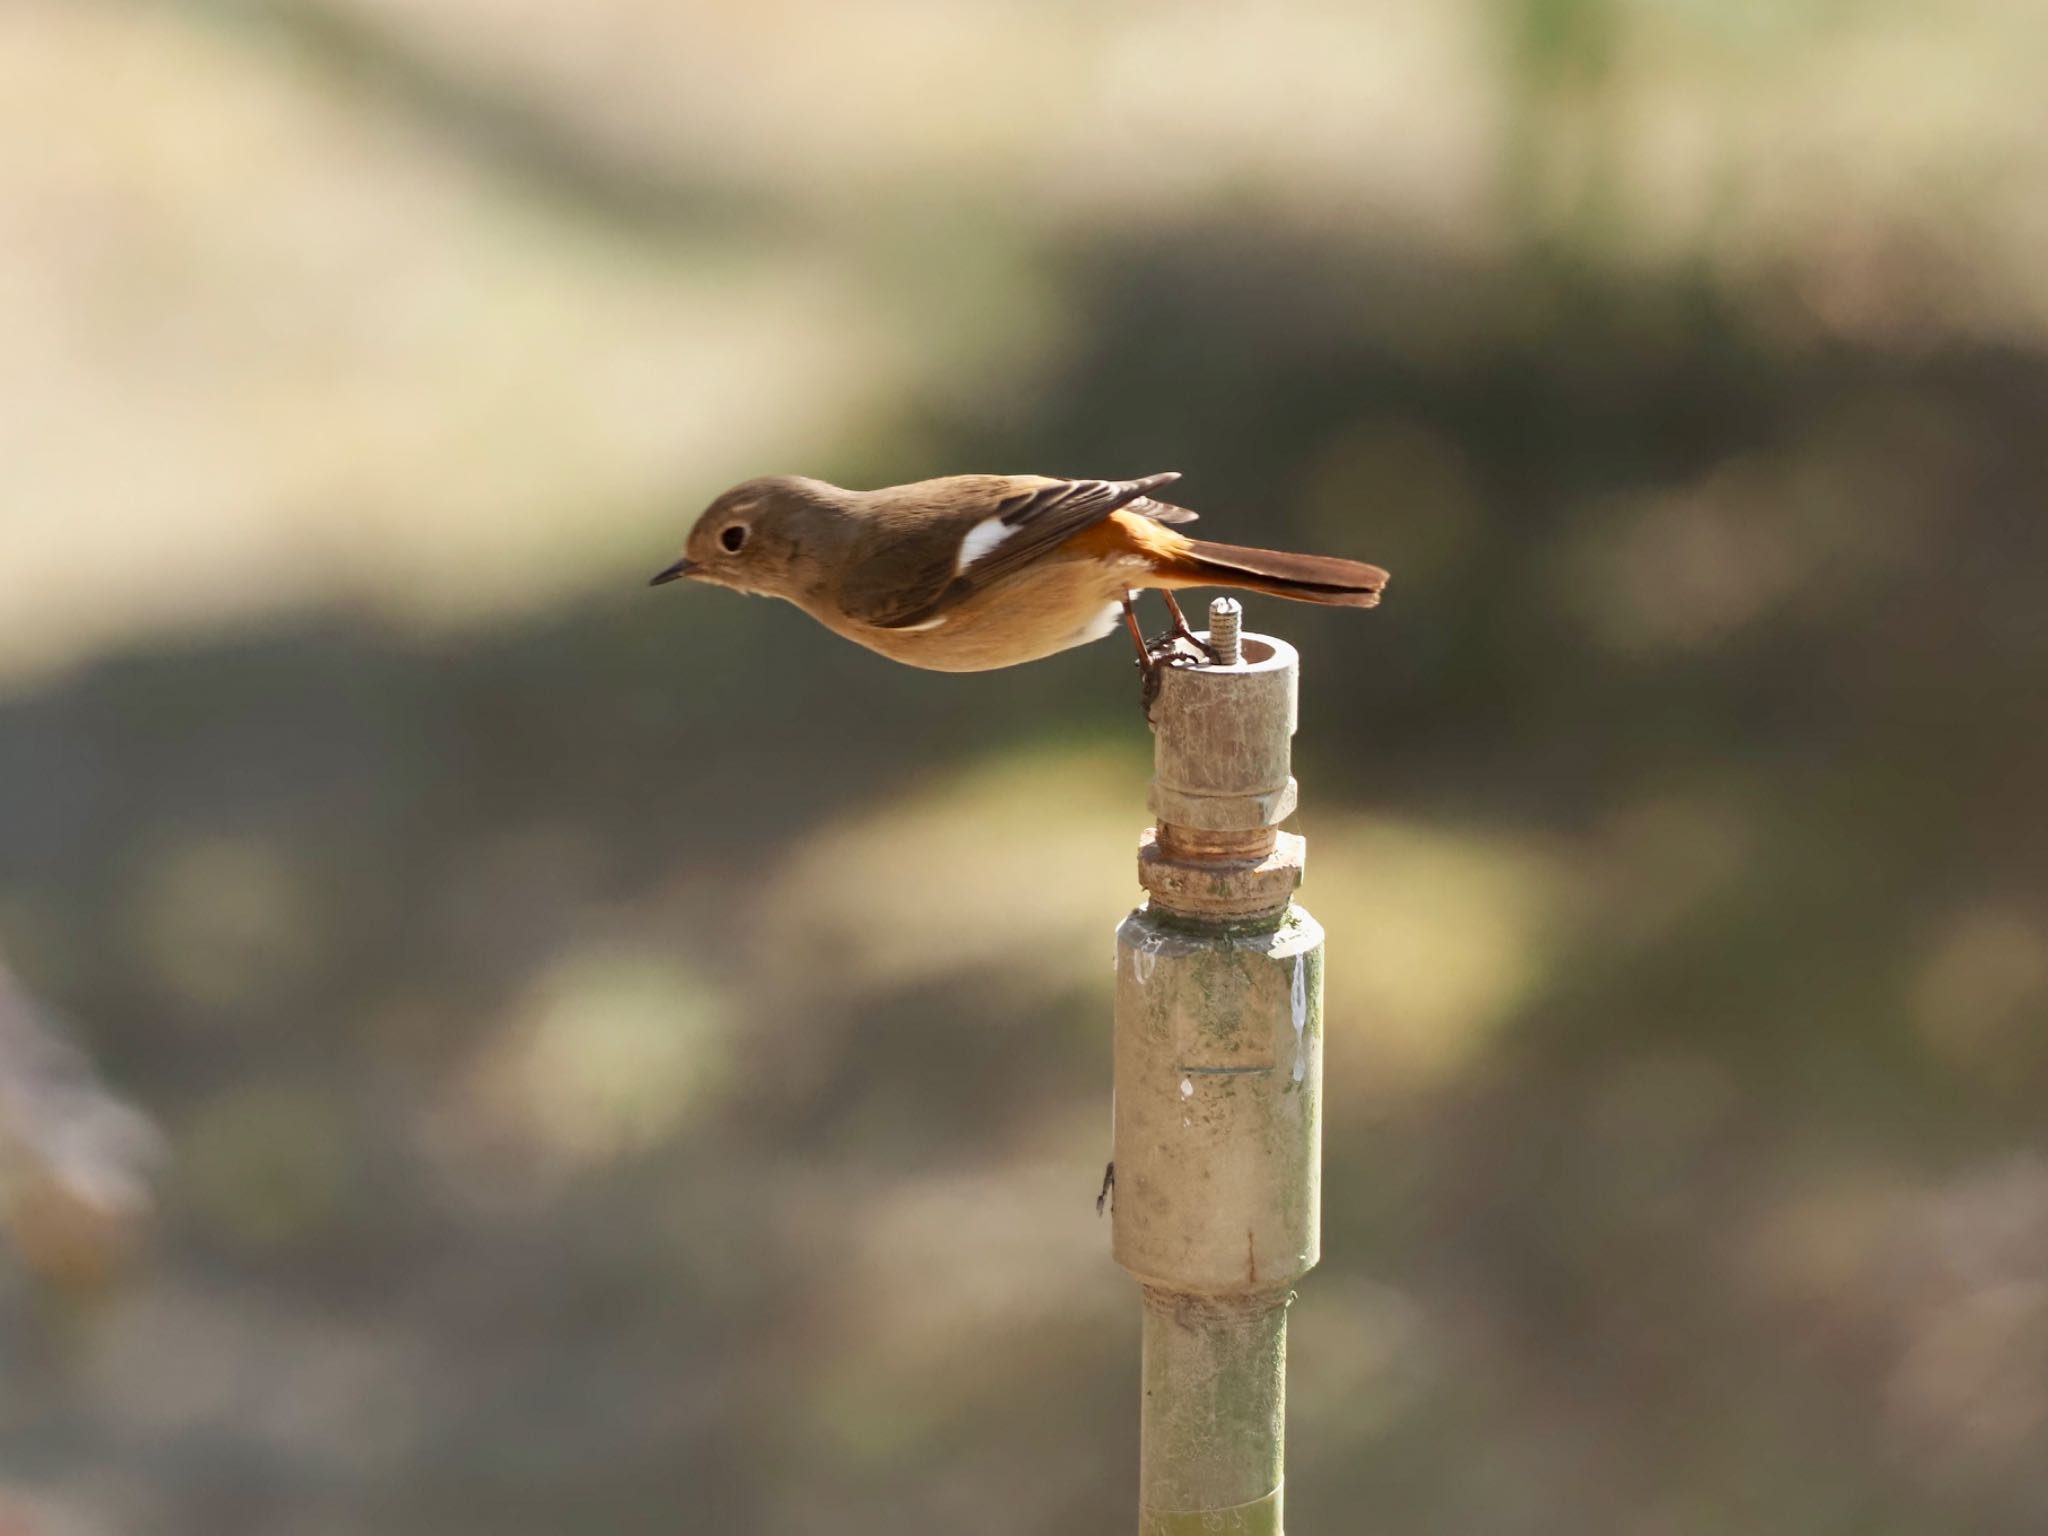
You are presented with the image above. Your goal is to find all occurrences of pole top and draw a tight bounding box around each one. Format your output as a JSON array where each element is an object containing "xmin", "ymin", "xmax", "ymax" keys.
[
  {"xmin": 1142, "ymin": 613, "xmax": 1303, "ymax": 921},
  {"xmin": 1147, "ymin": 627, "xmax": 1299, "ymax": 836}
]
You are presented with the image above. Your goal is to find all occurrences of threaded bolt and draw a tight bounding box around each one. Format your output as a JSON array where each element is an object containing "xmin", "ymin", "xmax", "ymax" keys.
[{"xmin": 1207, "ymin": 597, "xmax": 1243, "ymax": 666}]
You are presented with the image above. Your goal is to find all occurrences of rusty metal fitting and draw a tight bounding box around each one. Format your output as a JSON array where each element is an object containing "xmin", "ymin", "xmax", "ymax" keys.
[{"xmin": 1138, "ymin": 828, "xmax": 1304, "ymax": 922}]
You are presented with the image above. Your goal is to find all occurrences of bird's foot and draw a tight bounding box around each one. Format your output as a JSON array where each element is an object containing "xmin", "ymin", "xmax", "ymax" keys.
[
  {"xmin": 1126, "ymin": 593, "xmax": 1211, "ymax": 721},
  {"xmin": 1096, "ymin": 1160, "xmax": 1115, "ymax": 1216},
  {"xmin": 1143, "ymin": 630, "xmax": 1212, "ymax": 666},
  {"xmin": 1137, "ymin": 633, "xmax": 1207, "ymax": 718}
]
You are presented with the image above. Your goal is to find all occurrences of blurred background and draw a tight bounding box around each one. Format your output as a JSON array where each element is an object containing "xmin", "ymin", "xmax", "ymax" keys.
[{"xmin": 3, "ymin": 0, "xmax": 2046, "ymax": 1531}]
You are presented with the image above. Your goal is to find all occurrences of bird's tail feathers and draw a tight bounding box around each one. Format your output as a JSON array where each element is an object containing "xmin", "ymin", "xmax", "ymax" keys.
[{"xmin": 1164, "ymin": 538, "xmax": 1388, "ymax": 608}]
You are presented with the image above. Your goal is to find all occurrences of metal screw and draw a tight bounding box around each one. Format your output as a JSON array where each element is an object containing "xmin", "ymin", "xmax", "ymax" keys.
[{"xmin": 1207, "ymin": 597, "xmax": 1243, "ymax": 666}]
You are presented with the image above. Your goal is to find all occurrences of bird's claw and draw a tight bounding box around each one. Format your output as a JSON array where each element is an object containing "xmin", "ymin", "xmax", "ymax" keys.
[
  {"xmin": 1126, "ymin": 592, "xmax": 1215, "ymax": 722},
  {"xmin": 1139, "ymin": 656, "xmax": 1163, "ymax": 718},
  {"xmin": 1146, "ymin": 630, "xmax": 1219, "ymax": 667},
  {"xmin": 1137, "ymin": 634, "xmax": 1206, "ymax": 719}
]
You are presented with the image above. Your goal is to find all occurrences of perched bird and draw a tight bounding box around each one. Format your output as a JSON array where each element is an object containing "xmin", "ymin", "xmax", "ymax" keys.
[{"xmin": 649, "ymin": 472, "xmax": 1386, "ymax": 673}]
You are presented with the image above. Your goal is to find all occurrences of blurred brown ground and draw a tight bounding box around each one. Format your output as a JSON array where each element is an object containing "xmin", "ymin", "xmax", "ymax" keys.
[{"xmin": 3, "ymin": 1, "xmax": 2047, "ymax": 1532}]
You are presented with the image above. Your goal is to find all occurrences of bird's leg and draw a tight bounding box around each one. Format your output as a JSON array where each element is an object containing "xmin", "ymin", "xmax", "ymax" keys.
[
  {"xmin": 1125, "ymin": 594, "xmax": 1170, "ymax": 717},
  {"xmin": 1160, "ymin": 591, "xmax": 1222, "ymax": 664},
  {"xmin": 1120, "ymin": 593, "xmax": 1154, "ymax": 672},
  {"xmin": 1096, "ymin": 1160, "xmax": 1115, "ymax": 1216}
]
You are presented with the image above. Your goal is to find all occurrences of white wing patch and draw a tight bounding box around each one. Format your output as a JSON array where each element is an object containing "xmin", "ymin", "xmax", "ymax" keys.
[
  {"xmin": 955, "ymin": 515, "xmax": 1018, "ymax": 575},
  {"xmin": 898, "ymin": 614, "xmax": 947, "ymax": 631}
]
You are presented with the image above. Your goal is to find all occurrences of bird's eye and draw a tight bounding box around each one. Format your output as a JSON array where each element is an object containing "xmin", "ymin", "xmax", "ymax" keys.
[{"xmin": 719, "ymin": 524, "xmax": 749, "ymax": 554}]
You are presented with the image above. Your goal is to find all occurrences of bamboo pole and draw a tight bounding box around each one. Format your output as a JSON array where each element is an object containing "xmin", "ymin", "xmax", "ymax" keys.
[{"xmin": 1113, "ymin": 601, "xmax": 1323, "ymax": 1536}]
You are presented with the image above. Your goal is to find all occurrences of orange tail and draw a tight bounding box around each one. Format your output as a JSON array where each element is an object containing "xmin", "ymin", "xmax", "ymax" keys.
[{"xmin": 1159, "ymin": 536, "xmax": 1388, "ymax": 609}]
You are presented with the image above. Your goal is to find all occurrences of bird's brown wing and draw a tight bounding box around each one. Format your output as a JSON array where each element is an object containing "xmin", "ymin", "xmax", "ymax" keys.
[{"xmin": 849, "ymin": 472, "xmax": 1190, "ymax": 630}]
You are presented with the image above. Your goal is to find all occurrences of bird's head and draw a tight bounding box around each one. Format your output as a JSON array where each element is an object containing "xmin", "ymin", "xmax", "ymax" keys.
[{"xmin": 649, "ymin": 476, "xmax": 842, "ymax": 600}]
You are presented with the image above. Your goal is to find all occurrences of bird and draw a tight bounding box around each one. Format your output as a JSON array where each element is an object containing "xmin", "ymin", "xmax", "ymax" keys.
[{"xmin": 648, "ymin": 472, "xmax": 1386, "ymax": 674}]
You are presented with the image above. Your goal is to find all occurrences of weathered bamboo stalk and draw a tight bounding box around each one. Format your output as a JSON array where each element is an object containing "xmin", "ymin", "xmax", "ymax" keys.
[{"xmin": 1113, "ymin": 603, "xmax": 1324, "ymax": 1536}]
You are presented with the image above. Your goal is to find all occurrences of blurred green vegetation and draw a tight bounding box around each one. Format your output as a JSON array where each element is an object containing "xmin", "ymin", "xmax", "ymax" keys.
[{"xmin": 3, "ymin": 1, "xmax": 2047, "ymax": 1532}]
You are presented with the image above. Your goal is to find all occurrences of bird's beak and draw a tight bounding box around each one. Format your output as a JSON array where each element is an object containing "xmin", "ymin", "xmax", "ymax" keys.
[{"xmin": 648, "ymin": 558, "xmax": 697, "ymax": 587}]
